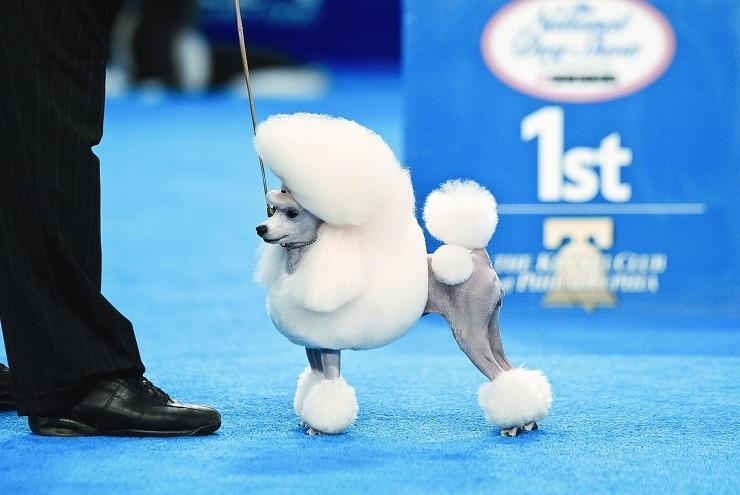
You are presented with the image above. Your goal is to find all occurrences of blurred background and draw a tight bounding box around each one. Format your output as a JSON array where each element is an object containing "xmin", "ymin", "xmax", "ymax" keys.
[
  {"xmin": 107, "ymin": 0, "xmax": 400, "ymax": 95},
  {"xmin": 102, "ymin": 0, "xmax": 738, "ymax": 324}
]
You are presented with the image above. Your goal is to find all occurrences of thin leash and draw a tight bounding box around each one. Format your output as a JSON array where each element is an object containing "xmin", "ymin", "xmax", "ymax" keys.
[{"xmin": 233, "ymin": 0, "xmax": 274, "ymax": 217}]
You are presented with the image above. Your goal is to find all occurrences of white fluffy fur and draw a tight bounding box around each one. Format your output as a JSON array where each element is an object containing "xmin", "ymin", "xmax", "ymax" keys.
[
  {"xmin": 254, "ymin": 114, "xmax": 428, "ymax": 350},
  {"xmin": 477, "ymin": 368, "xmax": 553, "ymax": 429},
  {"xmin": 255, "ymin": 113, "xmax": 401, "ymax": 226},
  {"xmin": 423, "ymin": 180, "xmax": 498, "ymax": 249},
  {"xmin": 430, "ymin": 245, "xmax": 473, "ymax": 285},
  {"xmin": 293, "ymin": 367, "xmax": 324, "ymax": 417},
  {"xmin": 300, "ymin": 378, "xmax": 358, "ymax": 434},
  {"xmin": 284, "ymin": 224, "xmax": 367, "ymax": 313}
]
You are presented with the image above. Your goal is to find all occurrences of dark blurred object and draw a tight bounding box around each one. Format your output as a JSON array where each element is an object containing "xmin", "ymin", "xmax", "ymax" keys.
[
  {"xmin": 112, "ymin": 0, "xmax": 317, "ymax": 91},
  {"xmin": 108, "ymin": 0, "xmax": 399, "ymax": 92},
  {"xmin": 199, "ymin": 0, "xmax": 401, "ymax": 64},
  {"xmin": 131, "ymin": 0, "xmax": 197, "ymax": 87}
]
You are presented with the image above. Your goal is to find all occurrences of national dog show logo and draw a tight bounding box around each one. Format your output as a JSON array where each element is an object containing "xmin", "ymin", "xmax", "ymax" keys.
[{"xmin": 480, "ymin": 0, "xmax": 676, "ymax": 103}]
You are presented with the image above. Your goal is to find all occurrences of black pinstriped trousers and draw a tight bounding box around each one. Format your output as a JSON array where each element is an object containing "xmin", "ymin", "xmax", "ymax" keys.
[{"xmin": 0, "ymin": 1, "xmax": 145, "ymax": 415}]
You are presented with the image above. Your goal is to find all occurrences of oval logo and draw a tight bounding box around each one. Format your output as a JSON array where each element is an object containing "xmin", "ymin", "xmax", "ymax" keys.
[{"xmin": 481, "ymin": 0, "xmax": 676, "ymax": 103}]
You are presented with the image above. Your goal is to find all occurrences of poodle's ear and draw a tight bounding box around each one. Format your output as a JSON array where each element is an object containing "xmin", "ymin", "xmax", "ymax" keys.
[
  {"xmin": 287, "ymin": 224, "xmax": 367, "ymax": 313},
  {"xmin": 254, "ymin": 243, "xmax": 285, "ymax": 287}
]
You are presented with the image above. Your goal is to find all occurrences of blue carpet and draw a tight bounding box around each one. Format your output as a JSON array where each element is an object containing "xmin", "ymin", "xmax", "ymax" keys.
[{"xmin": 1, "ymin": 69, "xmax": 739, "ymax": 494}]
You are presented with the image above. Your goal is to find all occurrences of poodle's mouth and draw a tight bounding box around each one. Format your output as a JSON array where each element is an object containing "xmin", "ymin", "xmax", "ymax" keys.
[{"xmin": 262, "ymin": 235, "xmax": 288, "ymax": 244}]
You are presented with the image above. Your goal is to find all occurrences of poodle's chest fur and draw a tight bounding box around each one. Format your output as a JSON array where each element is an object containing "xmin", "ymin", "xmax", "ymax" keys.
[{"xmin": 262, "ymin": 221, "xmax": 429, "ymax": 350}]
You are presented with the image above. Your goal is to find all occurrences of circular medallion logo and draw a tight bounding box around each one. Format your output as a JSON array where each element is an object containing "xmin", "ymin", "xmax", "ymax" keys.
[{"xmin": 481, "ymin": 0, "xmax": 676, "ymax": 103}]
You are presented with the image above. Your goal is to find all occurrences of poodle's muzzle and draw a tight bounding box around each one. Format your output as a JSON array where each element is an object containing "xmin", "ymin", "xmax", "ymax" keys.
[{"xmin": 255, "ymin": 189, "xmax": 323, "ymax": 247}]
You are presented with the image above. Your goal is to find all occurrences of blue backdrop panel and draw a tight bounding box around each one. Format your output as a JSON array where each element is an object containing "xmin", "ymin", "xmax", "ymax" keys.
[{"xmin": 404, "ymin": 0, "xmax": 739, "ymax": 318}]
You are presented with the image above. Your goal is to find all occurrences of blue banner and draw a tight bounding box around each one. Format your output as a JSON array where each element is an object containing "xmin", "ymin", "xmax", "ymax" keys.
[{"xmin": 404, "ymin": 0, "xmax": 739, "ymax": 318}]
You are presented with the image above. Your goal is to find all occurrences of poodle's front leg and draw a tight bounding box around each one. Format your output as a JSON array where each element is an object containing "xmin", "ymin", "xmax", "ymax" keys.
[
  {"xmin": 306, "ymin": 348, "xmax": 323, "ymax": 373},
  {"xmin": 303, "ymin": 349, "xmax": 358, "ymax": 435},
  {"xmin": 320, "ymin": 349, "xmax": 340, "ymax": 379},
  {"xmin": 305, "ymin": 350, "xmax": 340, "ymax": 435}
]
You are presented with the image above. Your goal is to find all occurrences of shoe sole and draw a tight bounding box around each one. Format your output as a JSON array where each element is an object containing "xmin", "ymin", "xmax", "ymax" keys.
[
  {"xmin": 0, "ymin": 400, "xmax": 15, "ymax": 411},
  {"xmin": 28, "ymin": 416, "xmax": 221, "ymax": 437}
]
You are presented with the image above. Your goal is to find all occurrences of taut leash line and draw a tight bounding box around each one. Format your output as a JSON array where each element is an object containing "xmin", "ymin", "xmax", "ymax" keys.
[{"xmin": 233, "ymin": 0, "xmax": 273, "ymax": 216}]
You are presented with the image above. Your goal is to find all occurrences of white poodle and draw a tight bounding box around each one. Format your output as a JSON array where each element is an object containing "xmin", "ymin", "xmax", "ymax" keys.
[{"xmin": 254, "ymin": 113, "xmax": 552, "ymax": 436}]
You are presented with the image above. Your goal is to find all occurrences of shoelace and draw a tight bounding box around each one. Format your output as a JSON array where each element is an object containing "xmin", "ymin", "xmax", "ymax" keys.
[{"xmin": 139, "ymin": 377, "xmax": 172, "ymax": 403}]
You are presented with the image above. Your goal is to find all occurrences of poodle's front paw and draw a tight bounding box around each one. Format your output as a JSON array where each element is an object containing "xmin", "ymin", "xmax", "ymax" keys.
[
  {"xmin": 300, "ymin": 378, "xmax": 358, "ymax": 435},
  {"xmin": 499, "ymin": 422, "xmax": 537, "ymax": 437}
]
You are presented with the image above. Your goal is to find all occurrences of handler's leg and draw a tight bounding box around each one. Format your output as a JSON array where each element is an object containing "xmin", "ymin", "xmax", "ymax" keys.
[{"xmin": 0, "ymin": 0, "xmax": 147, "ymax": 416}]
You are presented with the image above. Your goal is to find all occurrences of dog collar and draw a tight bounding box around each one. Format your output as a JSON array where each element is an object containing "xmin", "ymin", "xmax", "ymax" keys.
[{"xmin": 282, "ymin": 238, "xmax": 317, "ymax": 250}]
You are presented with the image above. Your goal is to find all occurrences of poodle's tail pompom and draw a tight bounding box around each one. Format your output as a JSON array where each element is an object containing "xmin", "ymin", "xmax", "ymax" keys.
[
  {"xmin": 430, "ymin": 244, "xmax": 474, "ymax": 285},
  {"xmin": 293, "ymin": 367, "xmax": 324, "ymax": 417},
  {"xmin": 300, "ymin": 378, "xmax": 358, "ymax": 434},
  {"xmin": 423, "ymin": 180, "xmax": 498, "ymax": 249},
  {"xmin": 477, "ymin": 368, "xmax": 552, "ymax": 429}
]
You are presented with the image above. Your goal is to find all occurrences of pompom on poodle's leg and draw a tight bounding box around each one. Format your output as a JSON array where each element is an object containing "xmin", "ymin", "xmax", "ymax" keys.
[
  {"xmin": 301, "ymin": 349, "xmax": 358, "ymax": 435},
  {"xmin": 294, "ymin": 348, "xmax": 324, "ymax": 427},
  {"xmin": 478, "ymin": 368, "xmax": 552, "ymax": 436}
]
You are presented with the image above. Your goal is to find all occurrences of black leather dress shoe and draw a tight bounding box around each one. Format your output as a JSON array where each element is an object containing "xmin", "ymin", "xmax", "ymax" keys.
[
  {"xmin": 0, "ymin": 363, "xmax": 15, "ymax": 411},
  {"xmin": 28, "ymin": 375, "xmax": 220, "ymax": 437}
]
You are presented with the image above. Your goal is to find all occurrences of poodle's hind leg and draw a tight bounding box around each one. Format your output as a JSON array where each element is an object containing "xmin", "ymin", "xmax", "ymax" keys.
[
  {"xmin": 303, "ymin": 349, "xmax": 358, "ymax": 435},
  {"xmin": 487, "ymin": 303, "xmax": 513, "ymax": 374},
  {"xmin": 294, "ymin": 348, "xmax": 324, "ymax": 427},
  {"xmin": 478, "ymin": 297, "xmax": 552, "ymax": 434},
  {"xmin": 487, "ymin": 305, "xmax": 538, "ymax": 435}
]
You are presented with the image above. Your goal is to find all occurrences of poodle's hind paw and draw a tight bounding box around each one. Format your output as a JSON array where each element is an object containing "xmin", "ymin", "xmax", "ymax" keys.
[
  {"xmin": 299, "ymin": 419, "xmax": 308, "ymax": 428},
  {"xmin": 522, "ymin": 421, "xmax": 538, "ymax": 432},
  {"xmin": 306, "ymin": 427, "xmax": 326, "ymax": 436},
  {"xmin": 477, "ymin": 368, "xmax": 552, "ymax": 430},
  {"xmin": 500, "ymin": 421, "xmax": 538, "ymax": 437}
]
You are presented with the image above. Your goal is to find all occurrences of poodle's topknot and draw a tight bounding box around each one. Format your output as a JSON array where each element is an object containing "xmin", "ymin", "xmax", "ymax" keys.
[
  {"xmin": 423, "ymin": 180, "xmax": 498, "ymax": 249},
  {"xmin": 255, "ymin": 113, "xmax": 402, "ymax": 226}
]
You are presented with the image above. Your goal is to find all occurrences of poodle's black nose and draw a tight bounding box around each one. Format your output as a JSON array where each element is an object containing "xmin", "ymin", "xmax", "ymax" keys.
[{"xmin": 256, "ymin": 225, "xmax": 268, "ymax": 237}]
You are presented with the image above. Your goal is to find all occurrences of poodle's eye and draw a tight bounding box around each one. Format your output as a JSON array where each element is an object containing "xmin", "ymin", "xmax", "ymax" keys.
[{"xmin": 286, "ymin": 208, "xmax": 300, "ymax": 219}]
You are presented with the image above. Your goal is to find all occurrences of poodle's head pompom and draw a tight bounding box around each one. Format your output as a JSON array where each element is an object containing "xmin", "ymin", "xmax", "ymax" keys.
[
  {"xmin": 255, "ymin": 113, "xmax": 402, "ymax": 226},
  {"xmin": 423, "ymin": 180, "xmax": 498, "ymax": 249}
]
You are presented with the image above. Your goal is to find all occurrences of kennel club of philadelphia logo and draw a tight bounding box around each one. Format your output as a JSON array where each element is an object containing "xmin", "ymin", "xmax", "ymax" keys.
[{"xmin": 479, "ymin": 0, "xmax": 678, "ymax": 310}]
